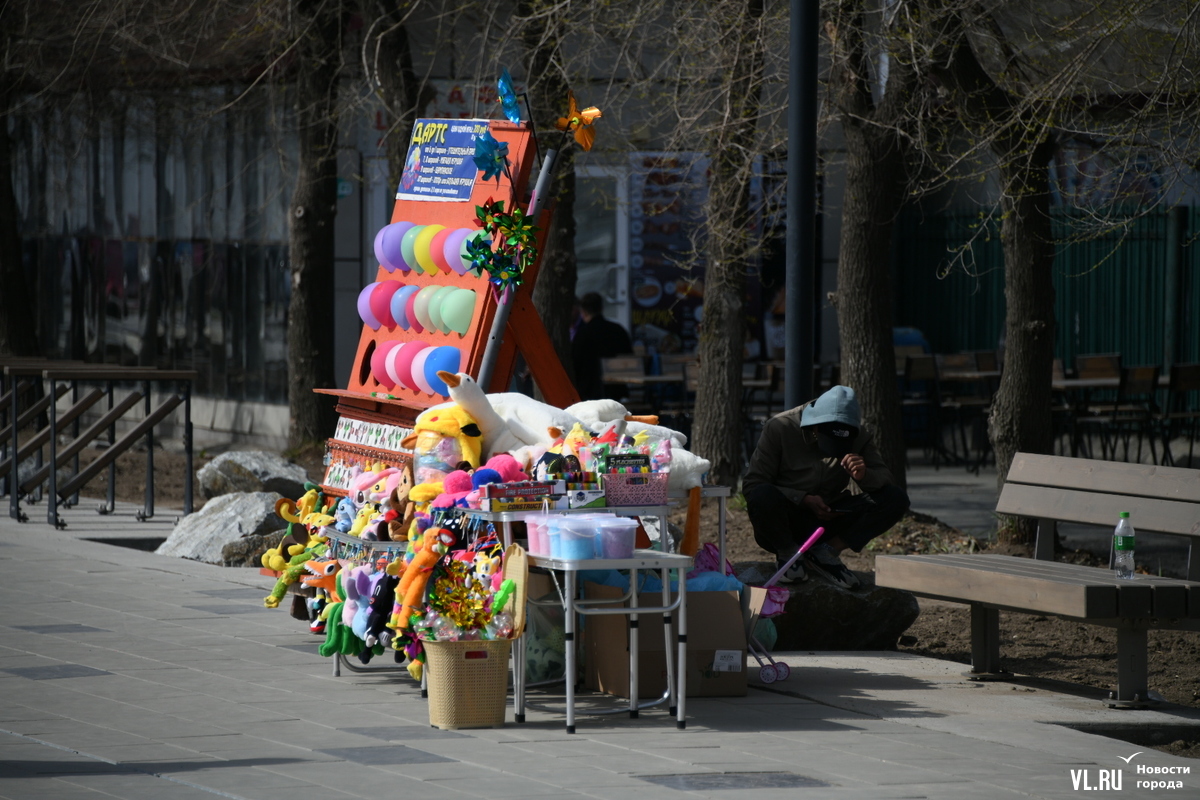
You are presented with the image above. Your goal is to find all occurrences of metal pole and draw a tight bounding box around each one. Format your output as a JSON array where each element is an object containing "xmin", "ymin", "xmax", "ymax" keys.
[
  {"xmin": 476, "ymin": 148, "xmax": 558, "ymax": 392},
  {"xmin": 785, "ymin": 0, "xmax": 817, "ymax": 410}
]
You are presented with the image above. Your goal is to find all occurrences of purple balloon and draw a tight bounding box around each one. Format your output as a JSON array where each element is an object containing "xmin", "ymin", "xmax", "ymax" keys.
[
  {"xmin": 390, "ymin": 285, "xmax": 420, "ymax": 331},
  {"xmin": 357, "ymin": 283, "xmax": 382, "ymax": 330},
  {"xmin": 444, "ymin": 228, "xmax": 473, "ymax": 276},
  {"xmin": 424, "ymin": 346, "xmax": 463, "ymax": 397},
  {"xmin": 378, "ymin": 221, "xmax": 416, "ymax": 272}
]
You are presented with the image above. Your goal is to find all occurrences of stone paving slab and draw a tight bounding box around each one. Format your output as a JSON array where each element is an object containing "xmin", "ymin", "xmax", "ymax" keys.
[{"xmin": 2, "ymin": 499, "xmax": 1199, "ymax": 799}]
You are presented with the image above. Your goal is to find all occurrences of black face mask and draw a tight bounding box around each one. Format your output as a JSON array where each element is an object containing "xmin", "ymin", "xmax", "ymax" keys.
[{"xmin": 814, "ymin": 424, "xmax": 857, "ymax": 458}]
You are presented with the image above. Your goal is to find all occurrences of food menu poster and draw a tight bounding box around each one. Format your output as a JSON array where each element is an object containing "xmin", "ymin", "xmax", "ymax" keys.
[
  {"xmin": 396, "ymin": 119, "xmax": 490, "ymax": 202},
  {"xmin": 628, "ymin": 153, "xmax": 709, "ymax": 354}
]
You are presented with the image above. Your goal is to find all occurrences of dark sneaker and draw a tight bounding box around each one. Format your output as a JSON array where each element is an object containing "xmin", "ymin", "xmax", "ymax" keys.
[
  {"xmin": 805, "ymin": 544, "xmax": 860, "ymax": 589},
  {"xmin": 774, "ymin": 554, "xmax": 807, "ymax": 584}
]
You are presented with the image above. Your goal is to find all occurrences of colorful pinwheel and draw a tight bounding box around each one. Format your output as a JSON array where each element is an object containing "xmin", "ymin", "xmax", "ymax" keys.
[
  {"xmin": 497, "ymin": 68, "xmax": 521, "ymax": 124},
  {"xmin": 473, "ymin": 130, "xmax": 509, "ymax": 183},
  {"xmin": 555, "ymin": 91, "xmax": 602, "ymax": 151},
  {"xmin": 469, "ymin": 197, "xmax": 539, "ymax": 302}
]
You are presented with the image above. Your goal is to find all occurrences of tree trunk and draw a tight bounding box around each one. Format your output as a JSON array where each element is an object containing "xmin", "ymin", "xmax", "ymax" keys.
[
  {"xmin": 286, "ymin": 0, "xmax": 341, "ymax": 448},
  {"xmin": 825, "ymin": 2, "xmax": 914, "ymax": 490},
  {"xmin": 836, "ymin": 126, "xmax": 908, "ymax": 490},
  {"xmin": 0, "ymin": 81, "xmax": 40, "ymax": 357},
  {"xmin": 691, "ymin": 0, "xmax": 765, "ymax": 487},
  {"xmin": 520, "ymin": 0, "xmax": 577, "ymax": 387},
  {"xmin": 990, "ymin": 143, "xmax": 1056, "ymax": 546},
  {"xmin": 363, "ymin": 0, "xmax": 433, "ymax": 218}
]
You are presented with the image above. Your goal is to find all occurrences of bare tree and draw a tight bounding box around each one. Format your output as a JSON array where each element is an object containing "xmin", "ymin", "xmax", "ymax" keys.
[{"xmin": 286, "ymin": 0, "xmax": 344, "ymax": 447}]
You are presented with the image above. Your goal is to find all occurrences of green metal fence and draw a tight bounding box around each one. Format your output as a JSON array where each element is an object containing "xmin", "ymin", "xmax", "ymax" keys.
[{"xmin": 895, "ymin": 206, "xmax": 1200, "ymax": 370}]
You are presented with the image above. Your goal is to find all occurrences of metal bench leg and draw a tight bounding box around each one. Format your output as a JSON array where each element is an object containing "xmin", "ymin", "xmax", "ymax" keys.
[
  {"xmin": 1110, "ymin": 623, "xmax": 1150, "ymax": 708},
  {"xmin": 966, "ymin": 605, "xmax": 1007, "ymax": 679}
]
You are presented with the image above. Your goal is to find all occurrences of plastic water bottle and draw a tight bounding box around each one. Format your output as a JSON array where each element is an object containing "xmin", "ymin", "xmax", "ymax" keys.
[{"xmin": 1112, "ymin": 512, "xmax": 1135, "ymax": 579}]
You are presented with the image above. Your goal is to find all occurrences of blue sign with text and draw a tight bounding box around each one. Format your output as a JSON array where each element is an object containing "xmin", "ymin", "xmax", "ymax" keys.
[{"xmin": 396, "ymin": 119, "xmax": 489, "ymax": 202}]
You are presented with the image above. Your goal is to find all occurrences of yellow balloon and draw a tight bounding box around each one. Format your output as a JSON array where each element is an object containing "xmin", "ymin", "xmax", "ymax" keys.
[{"xmin": 413, "ymin": 224, "xmax": 445, "ymax": 275}]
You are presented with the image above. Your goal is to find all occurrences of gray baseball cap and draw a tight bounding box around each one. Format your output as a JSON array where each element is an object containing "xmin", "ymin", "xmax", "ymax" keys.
[{"xmin": 801, "ymin": 385, "xmax": 861, "ymax": 428}]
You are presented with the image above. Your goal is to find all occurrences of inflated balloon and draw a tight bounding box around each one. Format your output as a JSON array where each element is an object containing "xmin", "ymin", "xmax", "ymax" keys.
[
  {"xmin": 377, "ymin": 222, "xmax": 415, "ymax": 272},
  {"xmin": 394, "ymin": 341, "xmax": 430, "ymax": 391},
  {"xmin": 400, "ymin": 224, "xmax": 425, "ymax": 272},
  {"xmin": 370, "ymin": 340, "xmax": 402, "ymax": 389},
  {"xmin": 385, "ymin": 339, "xmax": 409, "ymax": 388},
  {"xmin": 369, "ymin": 281, "xmax": 403, "ymax": 329},
  {"xmin": 430, "ymin": 227, "xmax": 454, "ymax": 273},
  {"xmin": 428, "ymin": 285, "xmax": 458, "ymax": 334},
  {"xmin": 424, "ymin": 347, "xmax": 462, "ymax": 396},
  {"xmin": 410, "ymin": 347, "xmax": 437, "ymax": 395},
  {"xmin": 391, "ymin": 285, "xmax": 419, "ymax": 331},
  {"xmin": 413, "ymin": 224, "xmax": 445, "ymax": 276},
  {"xmin": 358, "ymin": 283, "xmax": 382, "ymax": 330},
  {"xmin": 440, "ymin": 288, "xmax": 477, "ymax": 336},
  {"xmin": 413, "ymin": 285, "xmax": 441, "ymax": 332},
  {"xmin": 405, "ymin": 288, "xmax": 424, "ymax": 333},
  {"xmin": 443, "ymin": 229, "xmax": 472, "ymax": 276}
]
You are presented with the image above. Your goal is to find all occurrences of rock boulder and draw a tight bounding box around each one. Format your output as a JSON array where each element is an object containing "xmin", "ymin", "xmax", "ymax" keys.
[
  {"xmin": 735, "ymin": 561, "xmax": 919, "ymax": 650},
  {"xmin": 156, "ymin": 492, "xmax": 283, "ymax": 564},
  {"xmin": 198, "ymin": 451, "xmax": 309, "ymax": 500},
  {"xmin": 221, "ymin": 528, "xmax": 287, "ymax": 568}
]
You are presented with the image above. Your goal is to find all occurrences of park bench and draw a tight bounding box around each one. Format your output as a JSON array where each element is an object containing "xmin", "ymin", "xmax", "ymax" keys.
[{"xmin": 876, "ymin": 453, "xmax": 1200, "ymax": 707}]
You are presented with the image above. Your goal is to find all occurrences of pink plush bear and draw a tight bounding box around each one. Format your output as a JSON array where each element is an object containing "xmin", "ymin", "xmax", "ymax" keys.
[
  {"xmin": 431, "ymin": 469, "xmax": 474, "ymax": 509},
  {"xmin": 485, "ymin": 453, "xmax": 528, "ymax": 483}
]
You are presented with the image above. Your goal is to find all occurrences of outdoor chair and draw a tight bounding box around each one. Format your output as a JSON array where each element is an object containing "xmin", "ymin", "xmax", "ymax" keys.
[
  {"xmin": 1075, "ymin": 364, "xmax": 1160, "ymax": 462},
  {"xmin": 1158, "ymin": 363, "xmax": 1200, "ymax": 467}
]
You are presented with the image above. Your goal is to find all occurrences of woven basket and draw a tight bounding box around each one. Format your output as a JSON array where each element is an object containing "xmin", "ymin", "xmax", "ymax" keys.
[
  {"xmin": 423, "ymin": 638, "xmax": 512, "ymax": 730},
  {"xmin": 604, "ymin": 472, "xmax": 669, "ymax": 506}
]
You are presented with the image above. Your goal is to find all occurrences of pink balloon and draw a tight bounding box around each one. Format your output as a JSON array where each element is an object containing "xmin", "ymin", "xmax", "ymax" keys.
[
  {"xmin": 443, "ymin": 229, "xmax": 472, "ymax": 276},
  {"xmin": 393, "ymin": 341, "xmax": 430, "ymax": 391},
  {"xmin": 369, "ymin": 281, "xmax": 403, "ymax": 328},
  {"xmin": 370, "ymin": 340, "xmax": 401, "ymax": 389},
  {"xmin": 379, "ymin": 222, "xmax": 415, "ymax": 272},
  {"xmin": 385, "ymin": 339, "xmax": 409, "ymax": 388},
  {"xmin": 410, "ymin": 347, "xmax": 437, "ymax": 395},
  {"xmin": 430, "ymin": 227, "xmax": 455, "ymax": 273},
  {"xmin": 405, "ymin": 288, "xmax": 424, "ymax": 333},
  {"xmin": 357, "ymin": 283, "xmax": 382, "ymax": 330}
]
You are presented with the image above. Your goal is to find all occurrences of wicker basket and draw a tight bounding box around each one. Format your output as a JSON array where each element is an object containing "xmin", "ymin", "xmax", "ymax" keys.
[
  {"xmin": 423, "ymin": 638, "xmax": 512, "ymax": 730},
  {"xmin": 604, "ymin": 472, "xmax": 669, "ymax": 506}
]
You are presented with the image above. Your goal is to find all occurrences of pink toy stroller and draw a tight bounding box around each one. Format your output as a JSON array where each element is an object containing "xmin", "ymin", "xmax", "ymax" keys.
[{"xmin": 745, "ymin": 527, "xmax": 825, "ymax": 684}]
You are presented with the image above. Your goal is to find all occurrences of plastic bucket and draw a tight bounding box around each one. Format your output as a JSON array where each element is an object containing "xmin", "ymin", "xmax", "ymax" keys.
[
  {"xmin": 597, "ymin": 519, "xmax": 638, "ymax": 559},
  {"xmin": 525, "ymin": 514, "xmax": 548, "ymax": 555},
  {"xmin": 560, "ymin": 518, "xmax": 598, "ymax": 560},
  {"xmin": 547, "ymin": 516, "xmax": 568, "ymax": 558}
]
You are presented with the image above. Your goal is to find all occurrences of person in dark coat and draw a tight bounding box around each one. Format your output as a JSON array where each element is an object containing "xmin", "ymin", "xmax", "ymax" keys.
[{"xmin": 571, "ymin": 292, "xmax": 633, "ymax": 401}]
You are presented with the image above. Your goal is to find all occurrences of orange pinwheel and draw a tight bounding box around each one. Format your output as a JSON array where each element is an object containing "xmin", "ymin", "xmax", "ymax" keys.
[{"xmin": 555, "ymin": 91, "xmax": 602, "ymax": 151}]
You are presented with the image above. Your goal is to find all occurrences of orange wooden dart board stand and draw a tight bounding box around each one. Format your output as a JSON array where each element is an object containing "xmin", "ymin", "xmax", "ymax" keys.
[{"xmin": 316, "ymin": 119, "xmax": 577, "ymax": 496}]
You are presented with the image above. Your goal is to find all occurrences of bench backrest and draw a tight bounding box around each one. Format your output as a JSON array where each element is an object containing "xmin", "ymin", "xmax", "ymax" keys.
[{"xmin": 998, "ymin": 453, "xmax": 1200, "ymax": 576}]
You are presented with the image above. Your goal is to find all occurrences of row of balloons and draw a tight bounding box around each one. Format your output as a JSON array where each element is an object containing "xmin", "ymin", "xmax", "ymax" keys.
[
  {"xmin": 357, "ymin": 281, "xmax": 477, "ymax": 336},
  {"xmin": 370, "ymin": 341, "xmax": 462, "ymax": 398},
  {"xmin": 373, "ymin": 221, "xmax": 485, "ymax": 276}
]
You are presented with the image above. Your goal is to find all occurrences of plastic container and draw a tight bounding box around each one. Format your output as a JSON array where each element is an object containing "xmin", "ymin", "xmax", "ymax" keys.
[
  {"xmin": 525, "ymin": 514, "xmax": 549, "ymax": 556},
  {"xmin": 597, "ymin": 518, "xmax": 639, "ymax": 559},
  {"xmin": 560, "ymin": 517, "xmax": 600, "ymax": 560},
  {"xmin": 546, "ymin": 516, "xmax": 568, "ymax": 559},
  {"xmin": 1113, "ymin": 511, "xmax": 1135, "ymax": 579},
  {"xmin": 423, "ymin": 638, "xmax": 511, "ymax": 729}
]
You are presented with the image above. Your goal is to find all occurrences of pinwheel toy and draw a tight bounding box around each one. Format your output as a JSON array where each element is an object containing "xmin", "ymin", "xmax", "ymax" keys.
[
  {"xmin": 497, "ymin": 68, "xmax": 521, "ymax": 124},
  {"xmin": 473, "ymin": 131, "xmax": 509, "ymax": 184},
  {"xmin": 555, "ymin": 91, "xmax": 602, "ymax": 151}
]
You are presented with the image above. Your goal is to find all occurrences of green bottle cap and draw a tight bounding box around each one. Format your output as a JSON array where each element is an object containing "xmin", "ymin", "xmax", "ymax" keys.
[{"xmin": 1119, "ymin": 512, "xmax": 1130, "ymax": 519}]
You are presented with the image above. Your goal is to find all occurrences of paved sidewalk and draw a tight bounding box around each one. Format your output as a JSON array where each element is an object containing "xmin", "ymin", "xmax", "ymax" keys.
[{"xmin": 1, "ymin": 499, "xmax": 1198, "ymax": 799}]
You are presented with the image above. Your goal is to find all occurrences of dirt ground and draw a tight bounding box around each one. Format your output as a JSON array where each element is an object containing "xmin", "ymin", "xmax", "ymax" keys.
[{"xmin": 72, "ymin": 445, "xmax": 1200, "ymax": 756}]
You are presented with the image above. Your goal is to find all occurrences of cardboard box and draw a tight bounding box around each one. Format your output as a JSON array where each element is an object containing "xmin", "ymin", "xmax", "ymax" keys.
[
  {"xmin": 583, "ymin": 582, "xmax": 750, "ymax": 698},
  {"xmin": 481, "ymin": 494, "xmax": 568, "ymax": 512},
  {"xmin": 567, "ymin": 488, "xmax": 606, "ymax": 509}
]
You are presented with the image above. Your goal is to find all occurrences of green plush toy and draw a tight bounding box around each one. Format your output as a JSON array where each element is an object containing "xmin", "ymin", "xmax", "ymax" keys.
[{"xmin": 318, "ymin": 574, "xmax": 384, "ymax": 659}]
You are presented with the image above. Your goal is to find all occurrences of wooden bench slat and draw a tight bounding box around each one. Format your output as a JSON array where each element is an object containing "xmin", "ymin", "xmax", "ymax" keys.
[
  {"xmin": 1007, "ymin": 453, "xmax": 1200, "ymax": 504},
  {"xmin": 875, "ymin": 555, "xmax": 1119, "ymax": 618},
  {"xmin": 997, "ymin": 483, "xmax": 1200, "ymax": 538}
]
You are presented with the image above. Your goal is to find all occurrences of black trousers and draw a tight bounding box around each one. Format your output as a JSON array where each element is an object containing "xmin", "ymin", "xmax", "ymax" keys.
[{"xmin": 746, "ymin": 483, "xmax": 910, "ymax": 557}]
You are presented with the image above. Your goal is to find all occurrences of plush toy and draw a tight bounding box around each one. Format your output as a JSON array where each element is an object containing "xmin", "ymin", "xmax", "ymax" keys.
[
  {"xmin": 349, "ymin": 465, "xmax": 399, "ymax": 508},
  {"xmin": 464, "ymin": 467, "xmax": 503, "ymax": 508},
  {"xmin": 261, "ymin": 522, "xmax": 310, "ymax": 572},
  {"xmin": 484, "ymin": 453, "xmax": 528, "ymax": 483},
  {"xmin": 300, "ymin": 558, "xmax": 342, "ymax": 602},
  {"xmin": 431, "ymin": 469, "xmax": 474, "ymax": 509},
  {"xmin": 438, "ymin": 371, "xmax": 542, "ymax": 457},
  {"xmin": 333, "ymin": 496, "xmax": 357, "ymax": 533},
  {"xmin": 401, "ymin": 405, "xmax": 484, "ymax": 484},
  {"xmin": 392, "ymin": 527, "xmax": 455, "ymax": 632},
  {"xmin": 362, "ymin": 572, "xmax": 401, "ymax": 650},
  {"xmin": 348, "ymin": 504, "xmax": 379, "ymax": 538}
]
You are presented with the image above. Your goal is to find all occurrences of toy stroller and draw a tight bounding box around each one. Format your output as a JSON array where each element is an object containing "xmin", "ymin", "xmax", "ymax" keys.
[{"xmin": 745, "ymin": 527, "xmax": 825, "ymax": 684}]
